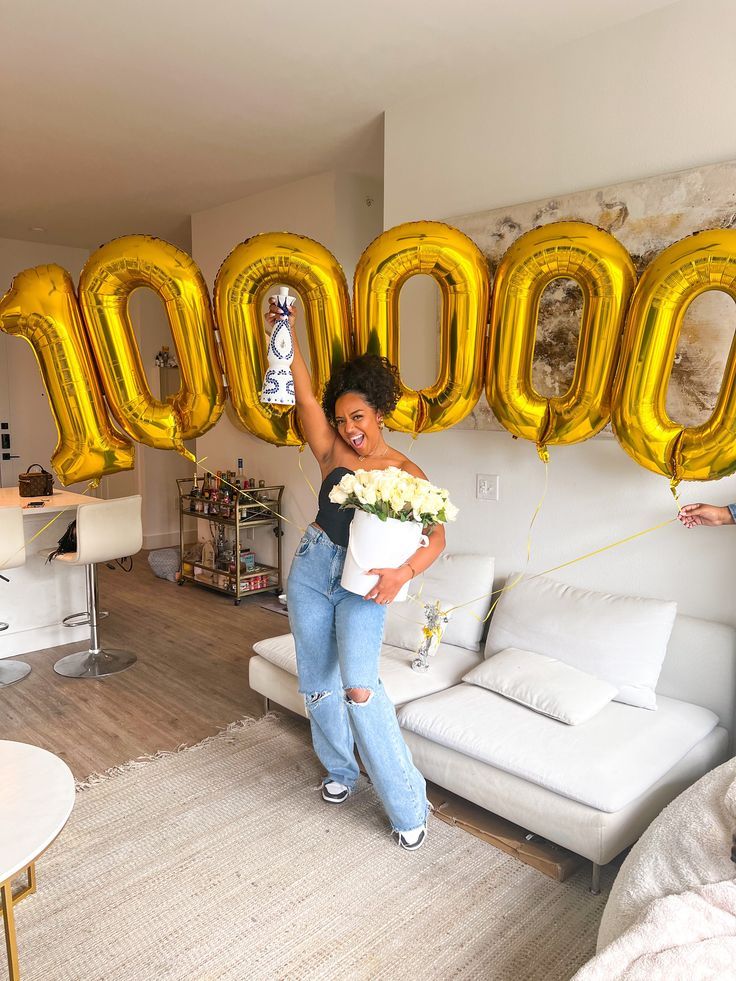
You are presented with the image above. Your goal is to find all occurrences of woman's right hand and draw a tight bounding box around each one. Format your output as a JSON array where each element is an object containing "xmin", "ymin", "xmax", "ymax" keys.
[
  {"xmin": 678, "ymin": 503, "xmax": 735, "ymax": 528},
  {"xmin": 265, "ymin": 301, "xmax": 296, "ymax": 336}
]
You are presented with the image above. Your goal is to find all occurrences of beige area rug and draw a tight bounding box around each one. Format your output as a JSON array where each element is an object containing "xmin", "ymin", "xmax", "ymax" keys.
[{"xmin": 7, "ymin": 715, "xmax": 613, "ymax": 981}]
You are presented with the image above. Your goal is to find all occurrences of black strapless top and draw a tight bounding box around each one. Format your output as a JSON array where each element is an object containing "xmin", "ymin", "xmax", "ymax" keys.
[{"xmin": 315, "ymin": 467, "xmax": 354, "ymax": 547}]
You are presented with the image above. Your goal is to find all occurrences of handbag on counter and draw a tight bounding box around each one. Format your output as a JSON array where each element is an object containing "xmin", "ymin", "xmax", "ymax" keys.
[{"xmin": 18, "ymin": 463, "xmax": 54, "ymax": 498}]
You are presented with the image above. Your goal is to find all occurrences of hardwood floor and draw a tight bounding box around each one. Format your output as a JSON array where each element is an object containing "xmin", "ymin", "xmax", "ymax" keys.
[{"xmin": 1, "ymin": 554, "xmax": 295, "ymax": 779}]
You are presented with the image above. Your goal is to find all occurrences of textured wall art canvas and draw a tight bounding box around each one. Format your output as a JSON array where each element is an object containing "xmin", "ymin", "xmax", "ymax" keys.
[{"xmin": 450, "ymin": 160, "xmax": 736, "ymax": 431}]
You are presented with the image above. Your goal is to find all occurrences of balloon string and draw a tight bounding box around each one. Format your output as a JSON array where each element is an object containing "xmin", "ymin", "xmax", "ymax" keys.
[
  {"xmin": 526, "ymin": 454, "xmax": 549, "ymax": 565},
  {"xmin": 379, "ymin": 510, "xmax": 680, "ymax": 642},
  {"xmin": 477, "ymin": 452, "xmax": 550, "ymax": 620},
  {"xmin": 403, "ymin": 451, "xmax": 677, "ymax": 637},
  {"xmin": 444, "ymin": 514, "xmax": 678, "ymax": 621},
  {"xmin": 297, "ymin": 445, "xmax": 318, "ymax": 500},
  {"xmin": 400, "ymin": 451, "xmax": 549, "ymax": 629},
  {"xmin": 193, "ymin": 457, "xmax": 304, "ymax": 532},
  {"xmin": 0, "ymin": 480, "xmax": 99, "ymax": 570}
]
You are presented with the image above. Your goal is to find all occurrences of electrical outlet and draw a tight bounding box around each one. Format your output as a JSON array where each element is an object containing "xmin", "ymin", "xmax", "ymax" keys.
[{"xmin": 476, "ymin": 473, "xmax": 499, "ymax": 501}]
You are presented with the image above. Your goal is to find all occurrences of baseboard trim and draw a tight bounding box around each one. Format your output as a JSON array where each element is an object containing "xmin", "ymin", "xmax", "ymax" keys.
[{"xmin": 142, "ymin": 531, "xmax": 195, "ymax": 550}]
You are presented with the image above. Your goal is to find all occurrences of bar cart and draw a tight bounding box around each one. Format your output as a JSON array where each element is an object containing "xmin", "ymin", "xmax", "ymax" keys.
[{"xmin": 176, "ymin": 478, "xmax": 285, "ymax": 605}]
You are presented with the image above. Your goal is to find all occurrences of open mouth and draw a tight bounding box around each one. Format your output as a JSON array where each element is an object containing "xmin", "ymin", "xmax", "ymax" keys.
[{"xmin": 349, "ymin": 433, "xmax": 365, "ymax": 450}]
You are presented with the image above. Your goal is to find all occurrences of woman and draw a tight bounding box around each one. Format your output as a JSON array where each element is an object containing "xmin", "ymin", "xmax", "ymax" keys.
[{"xmin": 268, "ymin": 301, "xmax": 445, "ymax": 850}]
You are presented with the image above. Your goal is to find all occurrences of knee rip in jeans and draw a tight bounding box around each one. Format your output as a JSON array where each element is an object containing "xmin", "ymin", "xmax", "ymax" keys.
[
  {"xmin": 344, "ymin": 687, "xmax": 374, "ymax": 704},
  {"xmin": 306, "ymin": 690, "xmax": 332, "ymax": 707}
]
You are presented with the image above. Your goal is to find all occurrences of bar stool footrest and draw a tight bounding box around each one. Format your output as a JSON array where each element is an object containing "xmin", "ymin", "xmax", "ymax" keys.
[{"xmin": 62, "ymin": 610, "xmax": 109, "ymax": 627}]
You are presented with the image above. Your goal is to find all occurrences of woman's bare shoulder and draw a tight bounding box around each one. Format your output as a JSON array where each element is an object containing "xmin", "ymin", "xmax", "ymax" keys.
[{"xmin": 391, "ymin": 452, "xmax": 427, "ymax": 480}]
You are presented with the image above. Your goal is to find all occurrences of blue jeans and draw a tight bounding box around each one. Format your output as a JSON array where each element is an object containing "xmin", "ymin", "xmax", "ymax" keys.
[{"xmin": 287, "ymin": 524, "xmax": 428, "ymax": 833}]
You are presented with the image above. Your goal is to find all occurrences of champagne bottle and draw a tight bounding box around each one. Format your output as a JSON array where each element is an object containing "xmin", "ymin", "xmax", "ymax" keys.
[{"xmin": 202, "ymin": 474, "xmax": 211, "ymax": 515}]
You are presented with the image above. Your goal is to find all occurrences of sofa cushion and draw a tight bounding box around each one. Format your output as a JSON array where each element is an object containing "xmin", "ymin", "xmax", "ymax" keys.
[
  {"xmin": 252, "ymin": 633, "xmax": 482, "ymax": 706},
  {"xmin": 485, "ymin": 573, "xmax": 677, "ymax": 710},
  {"xmin": 463, "ymin": 647, "xmax": 618, "ymax": 725},
  {"xmin": 384, "ymin": 553, "xmax": 495, "ymax": 652},
  {"xmin": 397, "ymin": 683, "xmax": 718, "ymax": 812}
]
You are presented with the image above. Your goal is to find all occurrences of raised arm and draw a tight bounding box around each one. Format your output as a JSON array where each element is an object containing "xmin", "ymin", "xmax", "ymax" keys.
[{"xmin": 267, "ymin": 302, "xmax": 337, "ymax": 464}]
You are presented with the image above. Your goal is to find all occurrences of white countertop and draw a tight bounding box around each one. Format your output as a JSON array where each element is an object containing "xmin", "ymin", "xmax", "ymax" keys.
[{"xmin": 0, "ymin": 487, "xmax": 97, "ymax": 516}]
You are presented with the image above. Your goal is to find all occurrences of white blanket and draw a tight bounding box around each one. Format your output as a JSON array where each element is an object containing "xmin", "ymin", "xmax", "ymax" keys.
[
  {"xmin": 572, "ymin": 879, "xmax": 736, "ymax": 980},
  {"xmin": 598, "ymin": 756, "xmax": 736, "ymax": 949},
  {"xmin": 574, "ymin": 757, "xmax": 736, "ymax": 979}
]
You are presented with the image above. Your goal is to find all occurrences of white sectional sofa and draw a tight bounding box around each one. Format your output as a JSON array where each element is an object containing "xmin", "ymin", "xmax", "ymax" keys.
[{"xmin": 249, "ymin": 558, "xmax": 736, "ymax": 888}]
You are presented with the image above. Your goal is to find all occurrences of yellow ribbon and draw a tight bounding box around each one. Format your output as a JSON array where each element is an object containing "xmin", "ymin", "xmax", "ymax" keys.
[
  {"xmin": 193, "ymin": 457, "xmax": 304, "ymax": 532},
  {"xmin": 444, "ymin": 513, "xmax": 678, "ymax": 622},
  {"xmin": 403, "ymin": 450, "xmax": 680, "ymax": 644},
  {"xmin": 297, "ymin": 444, "xmax": 318, "ymax": 501}
]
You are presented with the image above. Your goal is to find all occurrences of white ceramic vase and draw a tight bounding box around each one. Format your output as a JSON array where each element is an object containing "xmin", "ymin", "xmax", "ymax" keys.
[{"xmin": 341, "ymin": 509, "xmax": 429, "ymax": 602}]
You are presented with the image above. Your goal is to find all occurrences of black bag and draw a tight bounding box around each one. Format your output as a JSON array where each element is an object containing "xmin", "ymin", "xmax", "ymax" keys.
[
  {"xmin": 18, "ymin": 463, "xmax": 54, "ymax": 497},
  {"xmin": 46, "ymin": 520, "xmax": 77, "ymax": 562}
]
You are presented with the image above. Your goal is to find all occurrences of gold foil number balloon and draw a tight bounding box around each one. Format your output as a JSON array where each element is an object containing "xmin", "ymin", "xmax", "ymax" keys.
[
  {"xmin": 354, "ymin": 221, "xmax": 489, "ymax": 434},
  {"xmin": 613, "ymin": 228, "xmax": 736, "ymax": 482},
  {"xmin": 214, "ymin": 232, "xmax": 353, "ymax": 446},
  {"xmin": 79, "ymin": 236, "xmax": 225, "ymax": 454},
  {"xmin": 0, "ymin": 265, "xmax": 135, "ymax": 485},
  {"xmin": 488, "ymin": 222, "xmax": 636, "ymax": 455}
]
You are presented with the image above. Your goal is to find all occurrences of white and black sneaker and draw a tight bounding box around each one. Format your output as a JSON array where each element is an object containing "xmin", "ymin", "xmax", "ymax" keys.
[
  {"xmin": 321, "ymin": 781, "xmax": 350, "ymax": 804},
  {"xmin": 397, "ymin": 825, "xmax": 427, "ymax": 851}
]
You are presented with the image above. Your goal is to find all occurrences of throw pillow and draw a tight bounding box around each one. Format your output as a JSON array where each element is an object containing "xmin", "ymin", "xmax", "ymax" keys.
[
  {"xmin": 463, "ymin": 647, "xmax": 619, "ymax": 725},
  {"xmin": 485, "ymin": 573, "xmax": 677, "ymax": 710},
  {"xmin": 385, "ymin": 553, "xmax": 494, "ymax": 652}
]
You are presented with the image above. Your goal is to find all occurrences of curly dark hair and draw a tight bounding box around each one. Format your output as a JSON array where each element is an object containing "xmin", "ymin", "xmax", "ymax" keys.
[{"xmin": 322, "ymin": 354, "xmax": 401, "ymax": 424}]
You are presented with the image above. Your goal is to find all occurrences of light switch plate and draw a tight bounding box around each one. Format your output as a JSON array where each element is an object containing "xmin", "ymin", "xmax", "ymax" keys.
[{"xmin": 476, "ymin": 474, "xmax": 499, "ymax": 501}]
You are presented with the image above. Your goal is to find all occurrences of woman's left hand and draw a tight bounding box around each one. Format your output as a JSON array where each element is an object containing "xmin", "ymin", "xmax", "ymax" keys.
[{"xmin": 364, "ymin": 566, "xmax": 412, "ymax": 604}]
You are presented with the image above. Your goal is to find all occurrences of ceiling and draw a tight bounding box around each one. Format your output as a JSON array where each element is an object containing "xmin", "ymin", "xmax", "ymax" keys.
[{"xmin": 2, "ymin": 0, "xmax": 676, "ymax": 249}]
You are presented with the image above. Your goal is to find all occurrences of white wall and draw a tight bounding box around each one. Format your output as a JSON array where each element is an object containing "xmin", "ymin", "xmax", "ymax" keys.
[
  {"xmin": 191, "ymin": 171, "xmax": 383, "ymax": 574},
  {"xmin": 382, "ymin": 0, "xmax": 736, "ymax": 626}
]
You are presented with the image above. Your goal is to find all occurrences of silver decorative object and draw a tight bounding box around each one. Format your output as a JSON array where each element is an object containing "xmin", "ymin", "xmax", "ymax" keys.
[{"xmin": 411, "ymin": 601, "xmax": 451, "ymax": 673}]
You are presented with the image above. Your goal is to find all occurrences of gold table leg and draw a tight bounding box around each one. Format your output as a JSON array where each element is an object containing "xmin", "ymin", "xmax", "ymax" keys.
[{"xmin": 1, "ymin": 863, "xmax": 37, "ymax": 981}]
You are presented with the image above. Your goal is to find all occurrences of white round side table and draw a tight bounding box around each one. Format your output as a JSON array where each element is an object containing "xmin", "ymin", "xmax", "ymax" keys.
[{"xmin": 0, "ymin": 741, "xmax": 75, "ymax": 981}]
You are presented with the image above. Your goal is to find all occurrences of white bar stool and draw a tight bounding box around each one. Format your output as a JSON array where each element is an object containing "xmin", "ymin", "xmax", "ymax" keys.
[
  {"xmin": 0, "ymin": 508, "xmax": 32, "ymax": 688},
  {"xmin": 52, "ymin": 495, "xmax": 142, "ymax": 679}
]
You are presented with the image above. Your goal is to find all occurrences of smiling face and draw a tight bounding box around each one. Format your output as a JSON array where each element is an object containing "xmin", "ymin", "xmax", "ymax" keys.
[{"xmin": 334, "ymin": 391, "xmax": 383, "ymax": 456}]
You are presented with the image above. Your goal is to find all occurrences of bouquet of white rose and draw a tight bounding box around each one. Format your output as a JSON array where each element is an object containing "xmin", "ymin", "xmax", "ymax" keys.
[
  {"xmin": 328, "ymin": 466, "xmax": 458, "ymax": 526},
  {"xmin": 329, "ymin": 467, "xmax": 458, "ymax": 602}
]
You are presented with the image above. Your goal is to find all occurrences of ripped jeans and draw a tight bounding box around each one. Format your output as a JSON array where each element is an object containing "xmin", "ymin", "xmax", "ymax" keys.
[{"xmin": 287, "ymin": 524, "xmax": 428, "ymax": 833}]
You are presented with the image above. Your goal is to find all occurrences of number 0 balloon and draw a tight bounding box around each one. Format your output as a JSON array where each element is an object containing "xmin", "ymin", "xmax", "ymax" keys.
[
  {"xmin": 488, "ymin": 222, "xmax": 636, "ymax": 455},
  {"xmin": 80, "ymin": 236, "xmax": 225, "ymax": 456},
  {"xmin": 354, "ymin": 221, "xmax": 489, "ymax": 434},
  {"xmin": 613, "ymin": 228, "xmax": 736, "ymax": 482}
]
